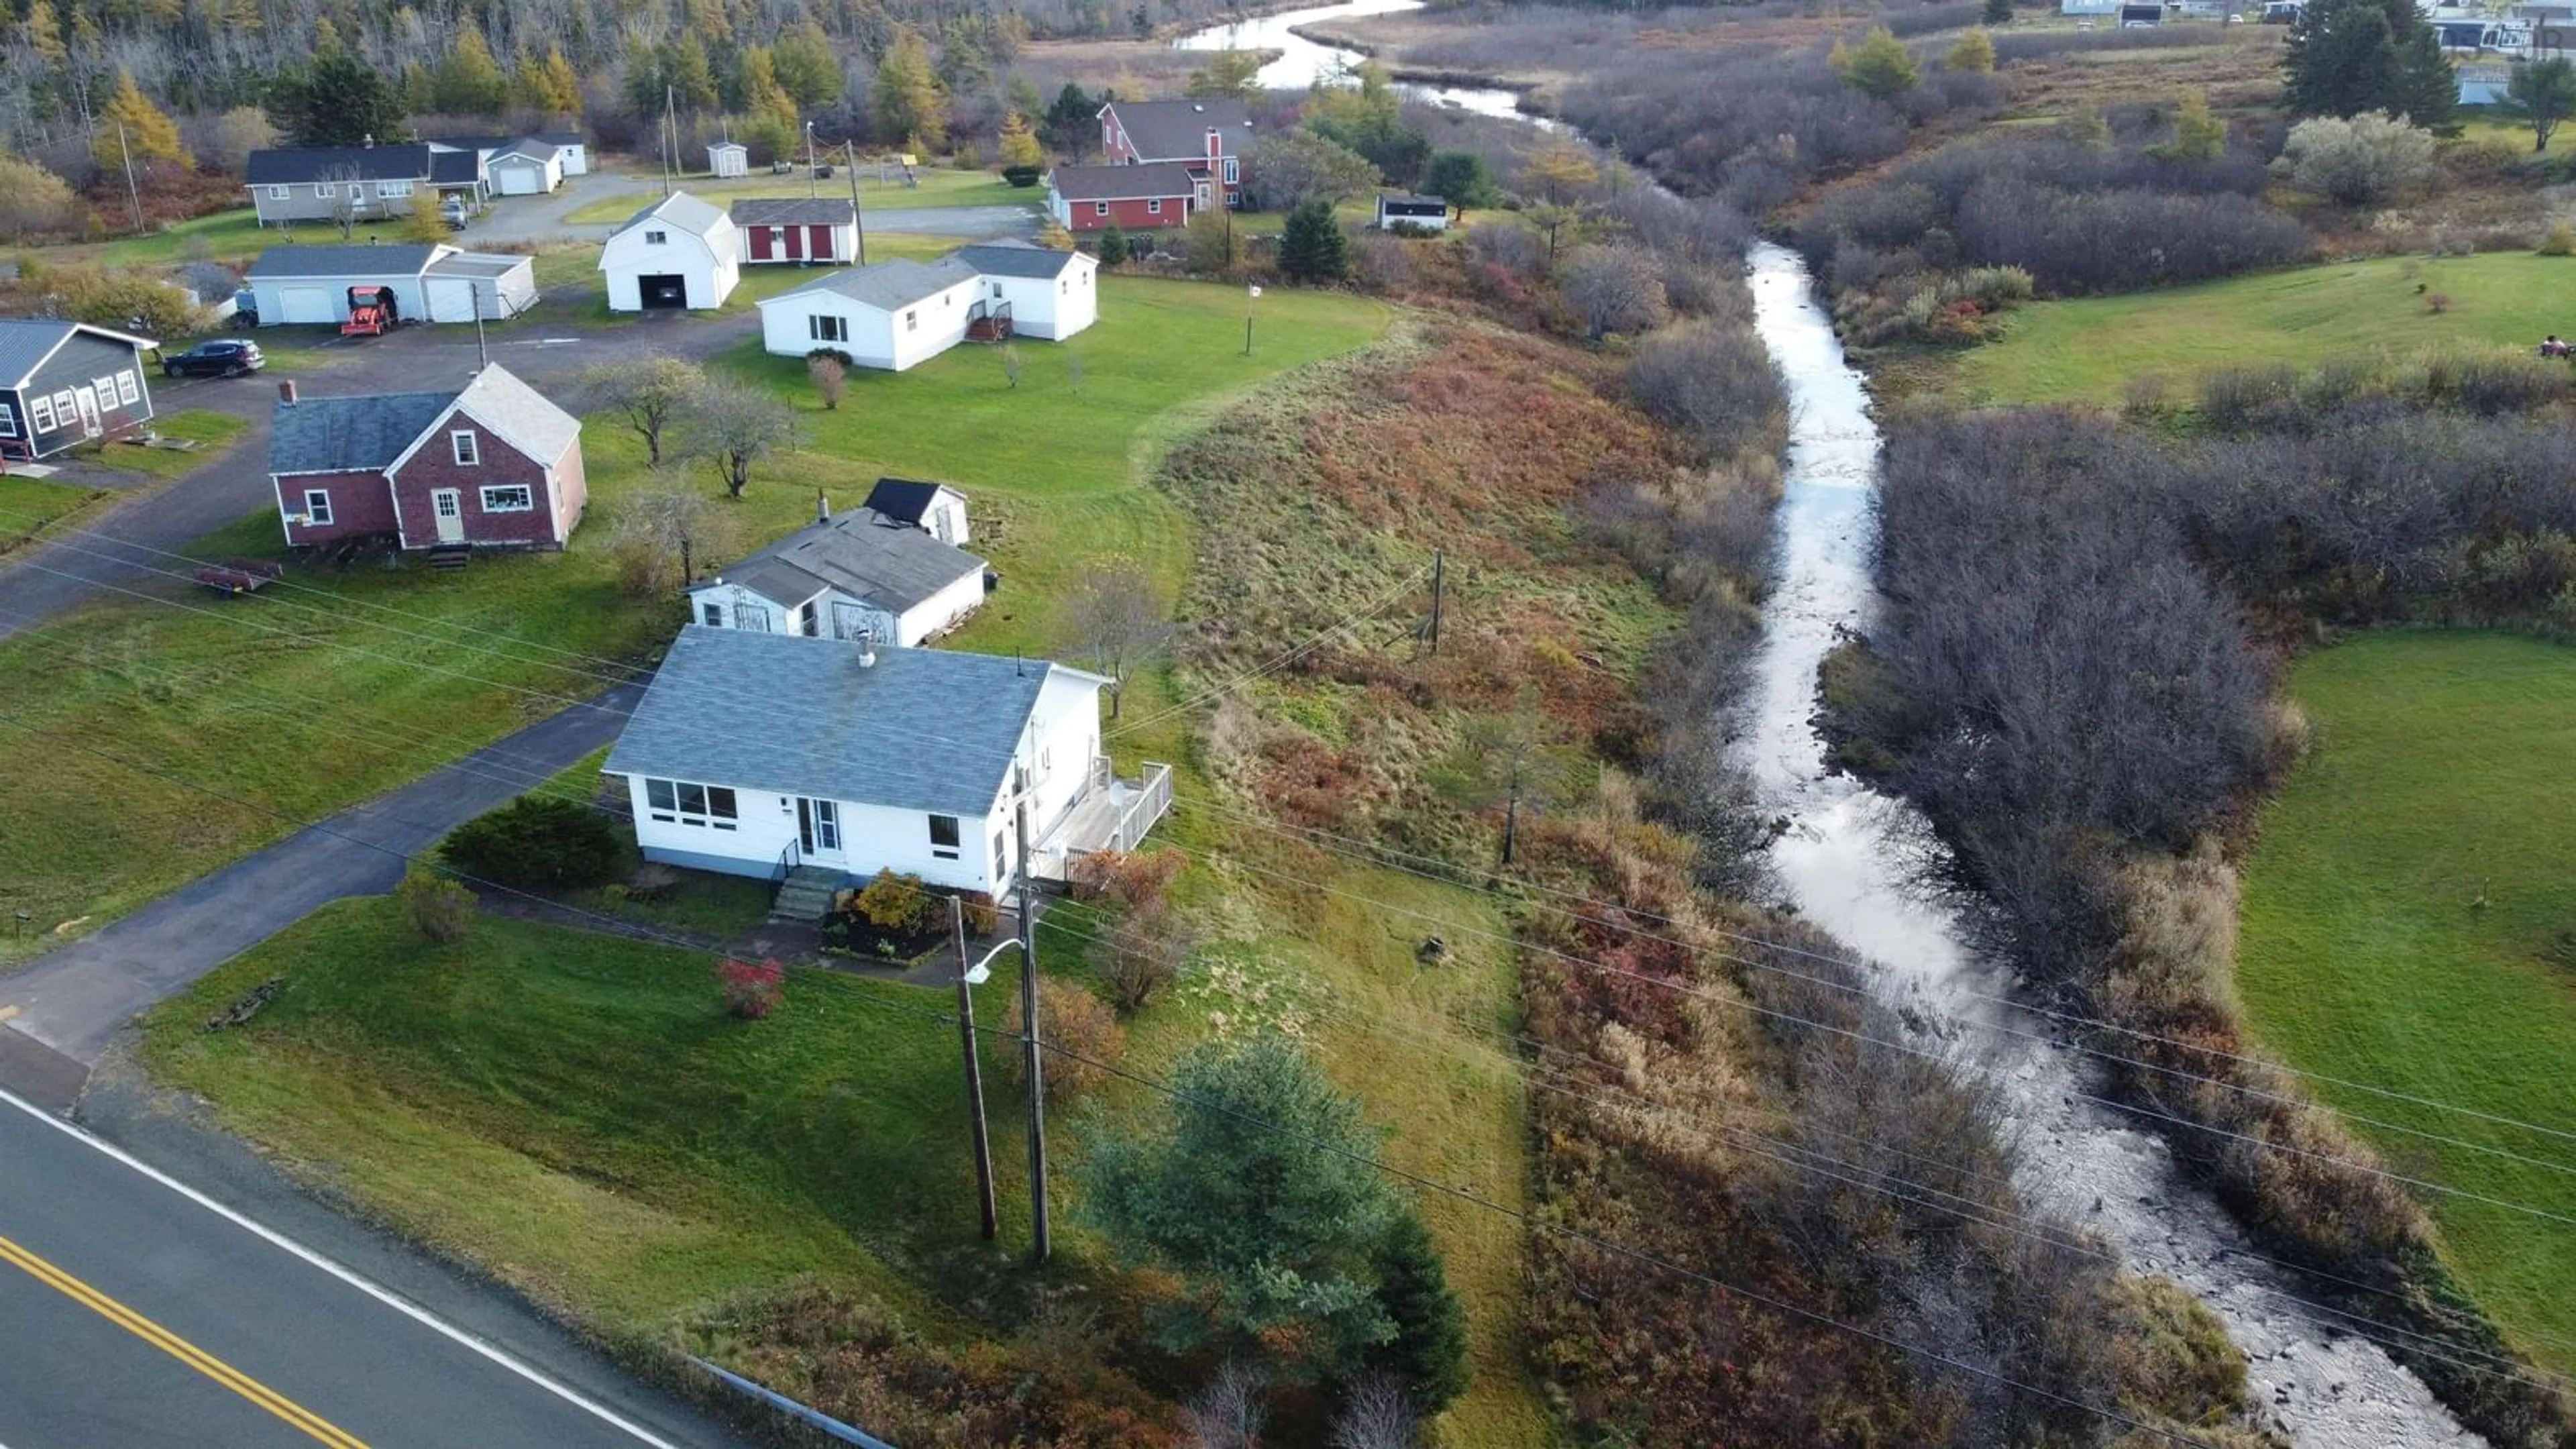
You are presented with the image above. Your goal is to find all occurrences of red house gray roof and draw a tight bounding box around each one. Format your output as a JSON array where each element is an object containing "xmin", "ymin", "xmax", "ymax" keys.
[
  {"xmin": 1049, "ymin": 162, "xmax": 1196, "ymax": 203},
  {"xmin": 731, "ymin": 198, "xmax": 859, "ymax": 227}
]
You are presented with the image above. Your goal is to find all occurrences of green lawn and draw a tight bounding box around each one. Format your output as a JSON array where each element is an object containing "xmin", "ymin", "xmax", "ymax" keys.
[
  {"xmin": 0, "ymin": 476, "xmax": 109, "ymax": 551},
  {"xmin": 2237, "ymin": 631, "xmax": 2576, "ymax": 1373},
  {"xmin": 712, "ymin": 275, "xmax": 1393, "ymax": 662},
  {"xmin": 139, "ymin": 899, "xmax": 1036, "ymax": 1330},
  {"xmin": 91, "ymin": 409, "xmax": 250, "ymax": 479},
  {"xmin": 565, "ymin": 169, "xmax": 1037, "ymax": 225},
  {"xmin": 1939, "ymin": 253, "xmax": 2576, "ymax": 406},
  {"xmin": 99, "ymin": 208, "xmax": 270, "ymax": 266}
]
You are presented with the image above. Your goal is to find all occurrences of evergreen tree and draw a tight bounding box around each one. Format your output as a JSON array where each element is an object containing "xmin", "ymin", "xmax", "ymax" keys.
[
  {"xmin": 737, "ymin": 46, "xmax": 796, "ymax": 131},
  {"xmin": 2501, "ymin": 56, "xmax": 2576, "ymax": 152},
  {"xmin": 2155, "ymin": 89, "xmax": 2229, "ymax": 160},
  {"xmin": 2284, "ymin": 0, "xmax": 2455, "ymax": 129},
  {"xmin": 772, "ymin": 21, "xmax": 843, "ymax": 109},
  {"xmin": 399, "ymin": 60, "xmax": 436, "ymax": 117},
  {"xmin": 998, "ymin": 109, "xmax": 1043, "ymax": 168},
  {"xmin": 667, "ymin": 35, "xmax": 720, "ymax": 111},
  {"xmin": 873, "ymin": 28, "xmax": 946, "ymax": 150},
  {"xmin": 1279, "ymin": 198, "xmax": 1349, "ymax": 282},
  {"xmin": 1097, "ymin": 221, "xmax": 1130, "ymax": 266},
  {"xmin": 1185, "ymin": 48, "xmax": 1263, "ymax": 100},
  {"xmin": 1044, "ymin": 81, "xmax": 1096, "ymax": 157},
  {"xmin": 1361, "ymin": 1214, "xmax": 1470, "ymax": 1415},
  {"xmin": 1422, "ymin": 151, "xmax": 1497, "ymax": 217},
  {"xmin": 433, "ymin": 27, "xmax": 510, "ymax": 115},
  {"xmin": 1945, "ymin": 28, "xmax": 1996, "ymax": 74},
  {"xmin": 21, "ymin": 1, "xmax": 66, "ymax": 65},
  {"xmin": 93, "ymin": 68, "xmax": 185, "ymax": 176},
  {"xmin": 1833, "ymin": 26, "xmax": 1921, "ymax": 100},
  {"xmin": 1983, "ymin": 0, "xmax": 2014, "ymax": 23},
  {"xmin": 266, "ymin": 46, "xmax": 408, "ymax": 146}
]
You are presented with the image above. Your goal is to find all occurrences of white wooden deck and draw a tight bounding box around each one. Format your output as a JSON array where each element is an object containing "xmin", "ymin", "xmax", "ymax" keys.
[{"xmin": 1031, "ymin": 760, "xmax": 1173, "ymax": 879}]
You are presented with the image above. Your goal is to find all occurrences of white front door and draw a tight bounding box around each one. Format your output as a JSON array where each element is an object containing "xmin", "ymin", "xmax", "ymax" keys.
[
  {"xmin": 73, "ymin": 386, "xmax": 100, "ymax": 438},
  {"xmin": 431, "ymin": 488, "xmax": 464, "ymax": 543},
  {"xmin": 796, "ymin": 798, "xmax": 842, "ymax": 859}
]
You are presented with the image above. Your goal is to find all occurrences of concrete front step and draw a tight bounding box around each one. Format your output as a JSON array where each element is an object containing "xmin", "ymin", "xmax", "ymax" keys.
[{"xmin": 769, "ymin": 868, "xmax": 845, "ymax": 923}]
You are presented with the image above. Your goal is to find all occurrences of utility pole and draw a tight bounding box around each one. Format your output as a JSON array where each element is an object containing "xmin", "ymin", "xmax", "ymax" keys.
[
  {"xmin": 1015, "ymin": 801, "xmax": 1049, "ymax": 1262},
  {"xmin": 806, "ymin": 121, "xmax": 818, "ymax": 200},
  {"xmin": 662, "ymin": 85, "xmax": 676, "ymax": 197},
  {"xmin": 845, "ymin": 140, "xmax": 867, "ymax": 265},
  {"xmin": 950, "ymin": 897, "xmax": 1000, "ymax": 1240},
  {"xmin": 1428, "ymin": 547, "xmax": 1444, "ymax": 654},
  {"xmin": 115, "ymin": 121, "xmax": 143, "ymax": 235},
  {"xmin": 472, "ymin": 280, "xmax": 488, "ymax": 370}
]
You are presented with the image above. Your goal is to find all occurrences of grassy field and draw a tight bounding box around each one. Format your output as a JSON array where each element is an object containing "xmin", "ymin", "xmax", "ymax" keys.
[
  {"xmin": 713, "ymin": 276, "xmax": 1394, "ymax": 663},
  {"xmin": 0, "ymin": 476, "xmax": 110, "ymax": 550},
  {"xmin": 2236, "ymin": 631, "xmax": 2576, "ymax": 1373},
  {"xmin": 91, "ymin": 409, "xmax": 250, "ymax": 479},
  {"xmin": 565, "ymin": 168, "xmax": 1036, "ymax": 225},
  {"xmin": 98, "ymin": 208, "xmax": 270, "ymax": 267},
  {"xmin": 1935, "ymin": 253, "xmax": 2576, "ymax": 406}
]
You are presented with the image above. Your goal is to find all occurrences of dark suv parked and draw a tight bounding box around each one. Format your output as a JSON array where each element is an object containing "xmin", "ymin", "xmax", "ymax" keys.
[{"xmin": 162, "ymin": 339, "xmax": 264, "ymax": 379}]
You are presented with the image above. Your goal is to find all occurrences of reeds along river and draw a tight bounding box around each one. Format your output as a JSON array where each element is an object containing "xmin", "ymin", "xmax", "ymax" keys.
[{"xmin": 1168, "ymin": 4, "xmax": 2483, "ymax": 1440}]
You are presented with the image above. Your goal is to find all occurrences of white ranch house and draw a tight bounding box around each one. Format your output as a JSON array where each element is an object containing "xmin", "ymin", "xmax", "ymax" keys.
[
  {"xmin": 602, "ymin": 627, "xmax": 1173, "ymax": 900},
  {"xmin": 688, "ymin": 498, "xmax": 989, "ymax": 649},
  {"xmin": 756, "ymin": 245, "xmax": 1096, "ymax": 370},
  {"xmin": 599, "ymin": 192, "xmax": 741, "ymax": 311}
]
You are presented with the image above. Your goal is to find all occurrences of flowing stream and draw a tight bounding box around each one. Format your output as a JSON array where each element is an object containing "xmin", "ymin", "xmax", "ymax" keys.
[{"xmin": 1177, "ymin": 7, "xmax": 2479, "ymax": 1442}]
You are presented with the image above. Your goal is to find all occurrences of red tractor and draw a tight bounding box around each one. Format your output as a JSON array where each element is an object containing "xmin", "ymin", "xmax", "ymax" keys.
[{"xmin": 340, "ymin": 285, "xmax": 400, "ymax": 338}]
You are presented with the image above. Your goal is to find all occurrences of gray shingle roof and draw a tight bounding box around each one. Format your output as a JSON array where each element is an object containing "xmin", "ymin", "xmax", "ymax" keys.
[
  {"xmin": 954, "ymin": 243, "xmax": 1081, "ymax": 279},
  {"xmin": 491, "ymin": 142, "xmax": 559, "ymax": 165},
  {"xmin": 452, "ymin": 364, "xmax": 580, "ymax": 466},
  {"xmin": 617, "ymin": 191, "xmax": 729, "ymax": 237},
  {"xmin": 1047, "ymin": 162, "xmax": 1195, "ymax": 203},
  {"xmin": 1379, "ymin": 193, "xmax": 1447, "ymax": 209},
  {"xmin": 1105, "ymin": 99, "xmax": 1252, "ymax": 160},
  {"xmin": 704, "ymin": 507, "xmax": 985, "ymax": 613},
  {"xmin": 861, "ymin": 478, "xmax": 961, "ymax": 527},
  {"xmin": 246, "ymin": 244, "xmax": 443, "ymax": 279},
  {"xmin": 0, "ymin": 319, "xmax": 155, "ymax": 388},
  {"xmin": 246, "ymin": 144, "xmax": 435, "ymax": 185},
  {"xmin": 429, "ymin": 149, "xmax": 485, "ymax": 186},
  {"xmin": 769, "ymin": 256, "xmax": 981, "ymax": 312},
  {"xmin": 270, "ymin": 390, "xmax": 456, "ymax": 475},
  {"xmin": 425, "ymin": 252, "xmax": 531, "ymax": 279},
  {"xmin": 604, "ymin": 627, "xmax": 1056, "ymax": 816},
  {"xmin": 731, "ymin": 198, "xmax": 858, "ymax": 227}
]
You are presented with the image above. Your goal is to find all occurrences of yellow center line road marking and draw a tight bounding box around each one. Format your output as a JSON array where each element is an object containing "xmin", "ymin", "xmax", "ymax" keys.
[{"xmin": 0, "ymin": 1234, "xmax": 368, "ymax": 1448}]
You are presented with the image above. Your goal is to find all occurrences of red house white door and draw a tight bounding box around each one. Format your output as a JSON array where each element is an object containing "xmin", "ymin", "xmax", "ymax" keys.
[{"xmin": 431, "ymin": 488, "xmax": 464, "ymax": 544}]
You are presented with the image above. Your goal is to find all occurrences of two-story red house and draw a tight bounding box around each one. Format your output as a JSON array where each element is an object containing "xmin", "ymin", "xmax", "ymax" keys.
[
  {"xmin": 1097, "ymin": 98, "xmax": 1252, "ymax": 213},
  {"xmin": 268, "ymin": 364, "xmax": 587, "ymax": 553}
]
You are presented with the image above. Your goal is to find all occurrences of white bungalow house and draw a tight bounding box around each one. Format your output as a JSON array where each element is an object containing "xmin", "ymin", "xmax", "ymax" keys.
[
  {"xmin": 688, "ymin": 497, "xmax": 987, "ymax": 648},
  {"xmin": 756, "ymin": 256, "xmax": 983, "ymax": 370},
  {"xmin": 951, "ymin": 242, "xmax": 1098, "ymax": 340},
  {"xmin": 599, "ymin": 192, "xmax": 740, "ymax": 311},
  {"xmin": 862, "ymin": 478, "xmax": 971, "ymax": 546},
  {"xmin": 601, "ymin": 627, "xmax": 1172, "ymax": 899}
]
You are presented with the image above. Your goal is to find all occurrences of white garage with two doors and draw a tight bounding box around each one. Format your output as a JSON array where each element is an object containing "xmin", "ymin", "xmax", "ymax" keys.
[{"xmin": 246, "ymin": 244, "xmax": 539, "ymax": 327}]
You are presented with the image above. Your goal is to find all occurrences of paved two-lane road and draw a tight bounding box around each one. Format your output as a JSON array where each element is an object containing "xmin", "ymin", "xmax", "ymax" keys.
[{"xmin": 0, "ymin": 1089, "xmax": 739, "ymax": 1448}]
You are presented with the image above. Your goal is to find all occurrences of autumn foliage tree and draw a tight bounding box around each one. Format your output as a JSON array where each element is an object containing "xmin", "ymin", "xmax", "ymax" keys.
[{"xmin": 93, "ymin": 68, "xmax": 186, "ymax": 179}]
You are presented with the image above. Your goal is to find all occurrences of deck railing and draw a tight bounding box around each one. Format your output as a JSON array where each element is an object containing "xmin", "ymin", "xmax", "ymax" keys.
[{"xmin": 1110, "ymin": 761, "xmax": 1174, "ymax": 853}]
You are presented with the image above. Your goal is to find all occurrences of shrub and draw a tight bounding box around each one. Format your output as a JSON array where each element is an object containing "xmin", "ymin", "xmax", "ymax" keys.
[
  {"xmin": 1097, "ymin": 222, "xmax": 1130, "ymax": 267},
  {"xmin": 854, "ymin": 868, "xmax": 932, "ymax": 933},
  {"xmin": 959, "ymin": 891, "xmax": 1001, "ymax": 936},
  {"xmin": 2272, "ymin": 111, "xmax": 2437, "ymax": 206},
  {"xmin": 1001, "ymin": 163, "xmax": 1042, "ymax": 187},
  {"xmin": 1279, "ymin": 199, "xmax": 1350, "ymax": 283},
  {"xmin": 2424, "ymin": 290, "xmax": 2451, "ymax": 314},
  {"xmin": 2540, "ymin": 221, "xmax": 2576, "ymax": 257},
  {"xmin": 1005, "ymin": 976, "xmax": 1125, "ymax": 1101},
  {"xmin": 395, "ymin": 866, "xmax": 476, "ymax": 943},
  {"xmin": 1559, "ymin": 244, "xmax": 1670, "ymax": 340},
  {"xmin": 806, "ymin": 352, "xmax": 847, "ymax": 410},
  {"xmin": 1066, "ymin": 848, "xmax": 1187, "ymax": 911},
  {"xmin": 718, "ymin": 956, "xmax": 785, "ymax": 1020},
  {"xmin": 1097, "ymin": 908, "xmax": 1196, "ymax": 1014},
  {"xmin": 1832, "ymin": 27, "xmax": 1921, "ymax": 101},
  {"xmin": 1627, "ymin": 323, "xmax": 1784, "ymax": 456},
  {"xmin": 442, "ymin": 796, "xmax": 622, "ymax": 890},
  {"xmin": 1945, "ymin": 28, "xmax": 1996, "ymax": 73}
]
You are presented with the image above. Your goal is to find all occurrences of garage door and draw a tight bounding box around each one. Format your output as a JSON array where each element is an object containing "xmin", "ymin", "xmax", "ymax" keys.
[
  {"xmin": 276, "ymin": 286, "xmax": 334, "ymax": 325},
  {"xmin": 496, "ymin": 166, "xmax": 539, "ymax": 197},
  {"xmin": 425, "ymin": 278, "xmax": 476, "ymax": 323},
  {"xmin": 637, "ymin": 274, "xmax": 688, "ymax": 309}
]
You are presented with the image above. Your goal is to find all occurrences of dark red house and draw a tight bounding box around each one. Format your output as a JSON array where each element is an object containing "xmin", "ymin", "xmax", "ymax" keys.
[
  {"xmin": 1048, "ymin": 162, "xmax": 1197, "ymax": 233},
  {"xmin": 731, "ymin": 198, "xmax": 860, "ymax": 265},
  {"xmin": 1097, "ymin": 98, "xmax": 1251, "ymax": 212},
  {"xmin": 268, "ymin": 365, "xmax": 587, "ymax": 552}
]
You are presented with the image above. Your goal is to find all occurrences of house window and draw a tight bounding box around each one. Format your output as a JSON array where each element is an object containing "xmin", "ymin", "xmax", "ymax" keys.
[
  {"xmin": 644, "ymin": 229, "xmax": 667, "ymax": 244},
  {"xmin": 28, "ymin": 394, "xmax": 53, "ymax": 432},
  {"xmin": 480, "ymin": 484, "xmax": 533, "ymax": 512},
  {"xmin": 1146, "ymin": 198, "xmax": 1161, "ymax": 215},
  {"xmin": 0, "ymin": 402, "xmax": 16, "ymax": 438},
  {"xmin": 313, "ymin": 183, "xmax": 334, "ymax": 198},
  {"xmin": 1093, "ymin": 201, "xmax": 1109, "ymax": 217},
  {"xmin": 1223, "ymin": 157, "xmax": 1240, "ymax": 185},
  {"xmin": 1059, "ymin": 280, "xmax": 1069, "ymax": 295},
  {"xmin": 266, "ymin": 185, "xmax": 288, "ymax": 200},
  {"xmin": 303, "ymin": 489, "xmax": 334, "ymax": 527},
  {"xmin": 929, "ymin": 813, "xmax": 961, "ymax": 861},
  {"xmin": 114, "ymin": 370, "xmax": 138, "ymax": 406},
  {"xmin": 53, "ymin": 389, "xmax": 74, "ymax": 422},
  {"xmin": 376, "ymin": 180, "xmax": 411, "ymax": 198},
  {"xmin": 904, "ymin": 310, "xmax": 917, "ymax": 332},
  {"xmin": 450, "ymin": 430, "xmax": 480, "ymax": 466},
  {"xmin": 993, "ymin": 830, "xmax": 1008, "ymax": 883},
  {"xmin": 700, "ymin": 602, "xmax": 724, "ymax": 627},
  {"xmin": 645, "ymin": 777, "xmax": 738, "ymax": 830},
  {"xmin": 808, "ymin": 315, "xmax": 848, "ymax": 343},
  {"xmin": 735, "ymin": 602, "xmax": 772, "ymax": 632},
  {"xmin": 91, "ymin": 376, "xmax": 119, "ymax": 411}
]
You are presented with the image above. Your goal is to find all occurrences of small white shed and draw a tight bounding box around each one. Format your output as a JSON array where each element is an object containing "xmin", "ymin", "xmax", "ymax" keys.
[
  {"xmin": 599, "ymin": 192, "xmax": 741, "ymax": 312},
  {"xmin": 708, "ymin": 142, "xmax": 749, "ymax": 179},
  {"xmin": 488, "ymin": 142, "xmax": 564, "ymax": 196},
  {"xmin": 423, "ymin": 252, "xmax": 539, "ymax": 320},
  {"xmin": 1374, "ymin": 193, "xmax": 1452, "ymax": 231},
  {"xmin": 757, "ymin": 256, "xmax": 985, "ymax": 370},
  {"xmin": 952, "ymin": 243, "xmax": 1098, "ymax": 341}
]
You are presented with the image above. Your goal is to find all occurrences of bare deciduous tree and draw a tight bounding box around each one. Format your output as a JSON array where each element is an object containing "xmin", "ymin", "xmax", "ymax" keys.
[
  {"xmin": 1330, "ymin": 1373, "xmax": 1420, "ymax": 1449},
  {"xmin": 1559, "ymin": 243, "xmax": 1669, "ymax": 341},
  {"xmin": 1181, "ymin": 1361, "xmax": 1267, "ymax": 1449},
  {"xmin": 806, "ymin": 352, "xmax": 847, "ymax": 411},
  {"xmin": 1000, "ymin": 343, "xmax": 1022, "ymax": 388},
  {"xmin": 678, "ymin": 380, "xmax": 802, "ymax": 499},
  {"xmin": 608, "ymin": 482, "xmax": 729, "ymax": 596},
  {"xmin": 322, "ymin": 163, "xmax": 368, "ymax": 239},
  {"xmin": 1062, "ymin": 562, "xmax": 1176, "ymax": 719},
  {"xmin": 582, "ymin": 353, "xmax": 707, "ymax": 466}
]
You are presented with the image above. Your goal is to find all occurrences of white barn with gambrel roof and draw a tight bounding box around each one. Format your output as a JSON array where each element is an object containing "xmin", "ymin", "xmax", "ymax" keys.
[{"xmin": 599, "ymin": 192, "xmax": 741, "ymax": 311}]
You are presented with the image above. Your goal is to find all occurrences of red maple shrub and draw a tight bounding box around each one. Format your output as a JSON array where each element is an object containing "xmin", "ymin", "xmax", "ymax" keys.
[{"xmin": 717, "ymin": 956, "xmax": 785, "ymax": 1020}]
